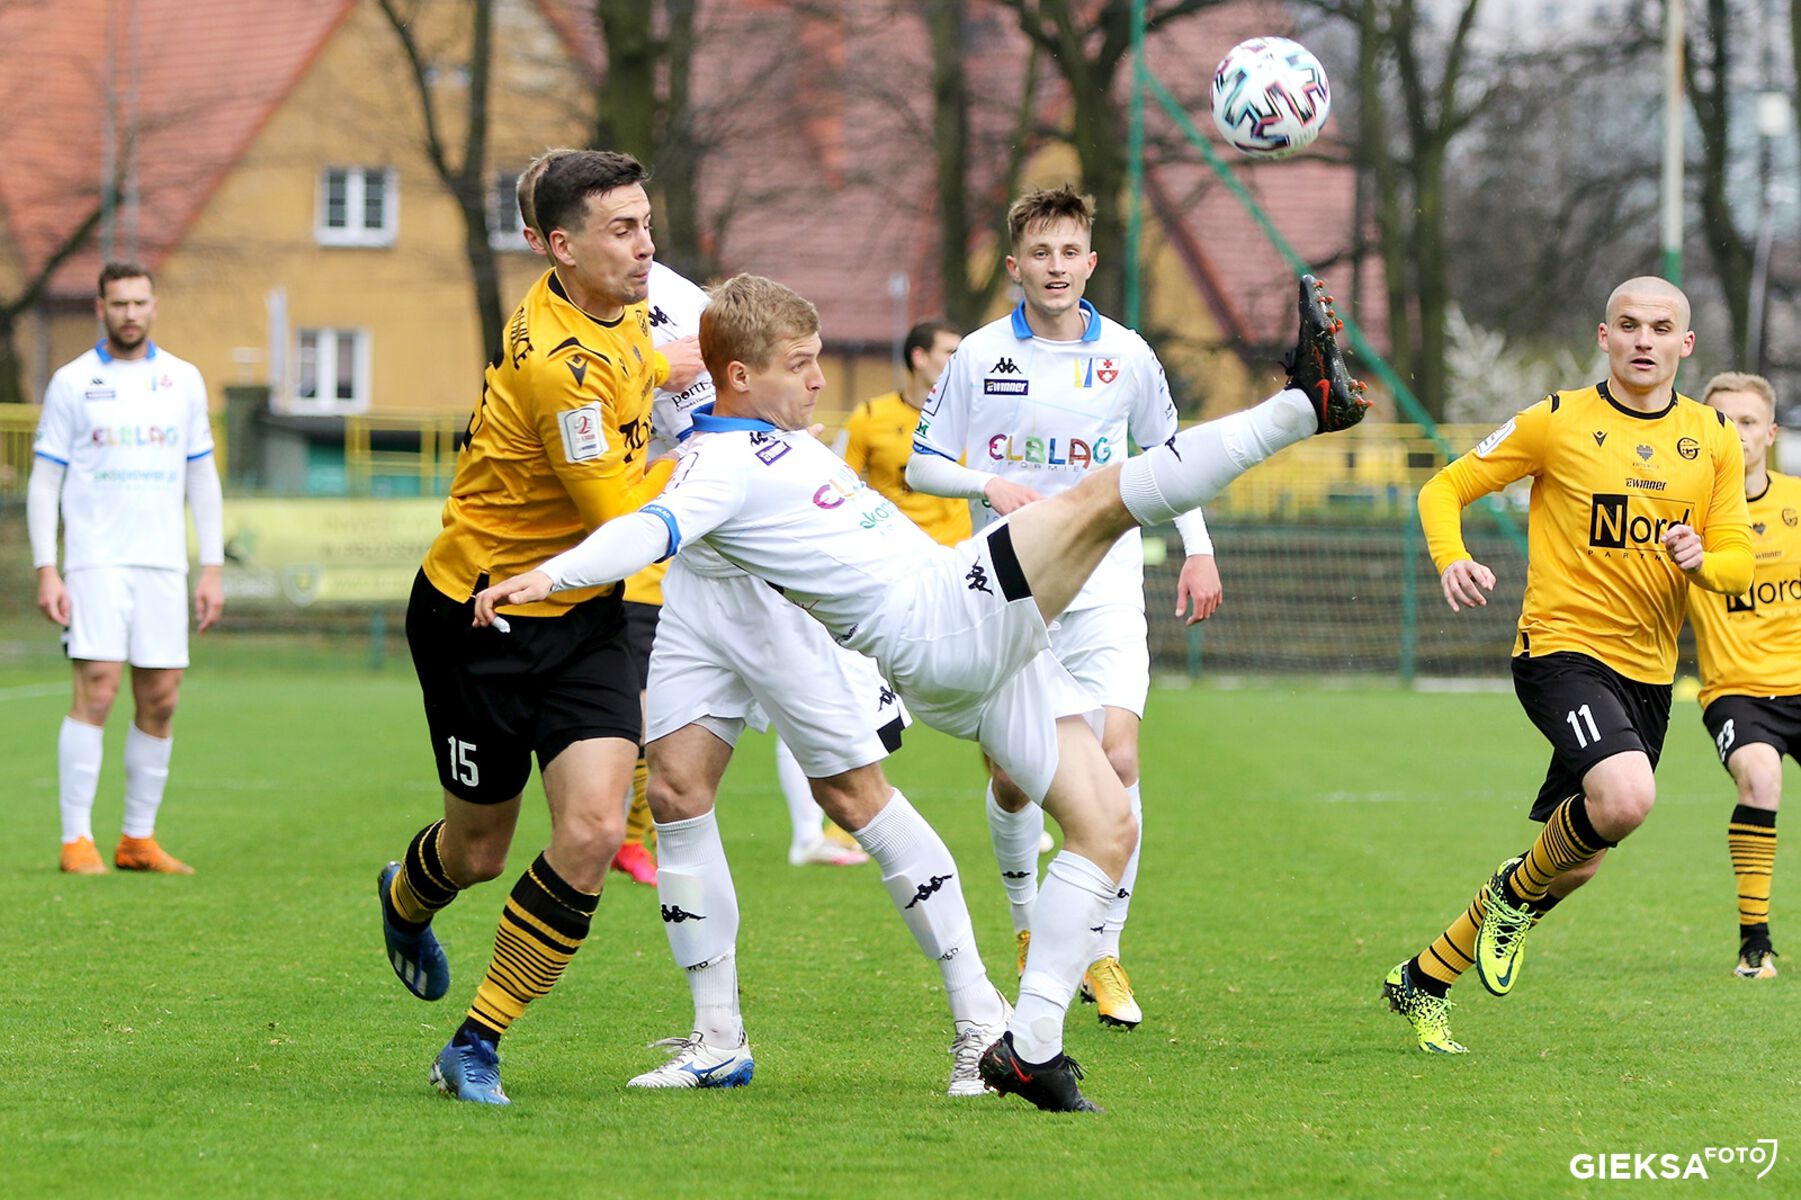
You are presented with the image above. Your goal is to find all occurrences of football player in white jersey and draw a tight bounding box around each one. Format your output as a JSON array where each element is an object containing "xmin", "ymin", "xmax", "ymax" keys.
[
  {"xmin": 516, "ymin": 155, "xmax": 1008, "ymax": 1096},
  {"xmin": 474, "ymin": 271, "xmax": 1368, "ymax": 1111},
  {"xmin": 907, "ymin": 184, "xmax": 1221, "ymax": 1030},
  {"xmin": 29, "ymin": 262, "xmax": 225, "ymax": 876}
]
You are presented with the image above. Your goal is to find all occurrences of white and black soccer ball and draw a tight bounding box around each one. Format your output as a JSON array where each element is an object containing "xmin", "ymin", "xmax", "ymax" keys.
[{"xmin": 1210, "ymin": 37, "xmax": 1331, "ymax": 159}]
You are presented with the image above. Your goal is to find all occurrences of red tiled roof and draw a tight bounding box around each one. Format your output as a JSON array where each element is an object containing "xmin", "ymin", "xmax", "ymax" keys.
[{"xmin": 0, "ymin": 0, "xmax": 355, "ymax": 300}]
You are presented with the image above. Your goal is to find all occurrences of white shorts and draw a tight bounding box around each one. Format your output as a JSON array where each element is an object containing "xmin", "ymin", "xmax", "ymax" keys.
[
  {"xmin": 645, "ymin": 558, "xmax": 905, "ymax": 778},
  {"xmin": 63, "ymin": 566, "xmax": 189, "ymax": 668},
  {"xmin": 1050, "ymin": 603, "xmax": 1150, "ymax": 717},
  {"xmin": 856, "ymin": 524, "xmax": 1100, "ymax": 804}
]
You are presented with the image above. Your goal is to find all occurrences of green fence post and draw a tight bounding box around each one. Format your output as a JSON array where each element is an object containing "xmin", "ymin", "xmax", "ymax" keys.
[
  {"xmin": 1186, "ymin": 622, "xmax": 1204, "ymax": 680},
  {"xmin": 370, "ymin": 610, "xmax": 386, "ymax": 672}
]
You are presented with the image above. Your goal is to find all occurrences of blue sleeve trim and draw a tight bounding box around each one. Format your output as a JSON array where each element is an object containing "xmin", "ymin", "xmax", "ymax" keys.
[
  {"xmin": 911, "ymin": 441, "xmax": 954, "ymax": 460},
  {"xmin": 34, "ymin": 450, "xmax": 69, "ymax": 466},
  {"xmin": 642, "ymin": 504, "xmax": 681, "ymax": 561},
  {"xmin": 186, "ymin": 448, "xmax": 214, "ymax": 461}
]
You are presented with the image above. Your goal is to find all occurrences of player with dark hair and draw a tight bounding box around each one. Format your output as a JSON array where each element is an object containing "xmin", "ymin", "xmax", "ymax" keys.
[{"xmin": 374, "ymin": 149, "xmax": 703, "ymax": 1105}]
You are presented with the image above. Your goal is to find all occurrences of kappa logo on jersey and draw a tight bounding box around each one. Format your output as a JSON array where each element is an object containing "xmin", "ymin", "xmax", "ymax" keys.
[
  {"xmin": 991, "ymin": 357, "xmax": 1021, "ymax": 375},
  {"xmin": 965, "ymin": 562, "xmax": 992, "ymax": 594},
  {"xmin": 1726, "ymin": 572, "xmax": 1801, "ymax": 613},
  {"xmin": 987, "ymin": 433, "xmax": 1113, "ymax": 469},
  {"xmin": 648, "ymin": 305, "xmax": 671, "ymax": 328},
  {"xmin": 1588, "ymin": 493, "xmax": 1694, "ymax": 550},
  {"xmin": 904, "ymin": 873, "xmax": 954, "ymax": 908},
  {"xmin": 557, "ymin": 402, "xmax": 607, "ymax": 463},
  {"xmin": 1072, "ymin": 356, "xmax": 1119, "ymax": 388}
]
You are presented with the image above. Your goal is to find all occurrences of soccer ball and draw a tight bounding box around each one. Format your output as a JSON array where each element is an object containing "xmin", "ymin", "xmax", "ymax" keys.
[{"xmin": 1210, "ymin": 37, "xmax": 1331, "ymax": 159}]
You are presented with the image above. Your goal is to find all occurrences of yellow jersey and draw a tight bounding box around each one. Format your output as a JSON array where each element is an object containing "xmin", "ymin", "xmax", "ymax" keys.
[
  {"xmin": 1420, "ymin": 383, "xmax": 1751, "ymax": 684},
  {"xmin": 1688, "ymin": 470, "xmax": 1801, "ymax": 707},
  {"xmin": 843, "ymin": 391, "xmax": 972, "ymax": 547},
  {"xmin": 422, "ymin": 269, "xmax": 670, "ymax": 616}
]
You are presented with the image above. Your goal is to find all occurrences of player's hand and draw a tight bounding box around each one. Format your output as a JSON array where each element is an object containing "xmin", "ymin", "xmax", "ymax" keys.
[
  {"xmin": 1174, "ymin": 554, "xmax": 1222, "ymax": 624},
  {"xmin": 983, "ymin": 476, "xmax": 1042, "ymax": 515},
  {"xmin": 1441, "ymin": 558, "xmax": 1495, "ymax": 613},
  {"xmin": 660, "ymin": 336, "xmax": 705, "ymax": 392},
  {"xmin": 473, "ymin": 570, "xmax": 552, "ymax": 626},
  {"xmin": 1662, "ymin": 523, "xmax": 1705, "ymax": 572},
  {"xmin": 35, "ymin": 566, "xmax": 70, "ymax": 627},
  {"xmin": 194, "ymin": 565, "xmax": 225, "ymax": 633}
]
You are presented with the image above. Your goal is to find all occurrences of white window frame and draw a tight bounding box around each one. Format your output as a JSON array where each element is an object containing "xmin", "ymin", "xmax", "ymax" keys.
[
  {"xmin": 489, "ymin": 168, "xmax": 529, "ymax": 252},
  {"xmin": 290, "ymin": 327, "xmax": 371, "ymax": 415},
  {"xmin": 316, "ymin": 167, "xmax": 398, "ymax": 247}
]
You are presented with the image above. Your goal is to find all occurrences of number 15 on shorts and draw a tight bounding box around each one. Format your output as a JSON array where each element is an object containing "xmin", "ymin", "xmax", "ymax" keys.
[{"xmin": 446, "ymin": 737, "xmax": 480, "ymax": 788}]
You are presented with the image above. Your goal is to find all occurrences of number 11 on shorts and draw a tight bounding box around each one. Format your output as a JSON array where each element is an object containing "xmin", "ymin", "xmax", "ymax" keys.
[
  {"xmin": 446, "ymin": 737, "xmax": 480, "ymax": 787},
  {"xmin": 1566, "ymin": 704, "xmax": 1601, "ymax": 749}
]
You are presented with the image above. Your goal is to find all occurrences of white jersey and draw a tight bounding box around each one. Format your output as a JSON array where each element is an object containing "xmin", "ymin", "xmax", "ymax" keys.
[
  {"xmin": 33, "ymin": 341, "xmax": 213, "ymax": 572},
  {"xmin": 913, "ymin": 300, "xmax": 1180, "ymax": 611},
  {"xmin": 643, "ymin": 410, "xmax": 940, "ymax": 647},
  {"xmin": 645, "ymin": 261, "xmax": 740, "ymax": 580},
  {"xmin": 646, "ymin": 261, "xmax": 716, "ymax": 454}
]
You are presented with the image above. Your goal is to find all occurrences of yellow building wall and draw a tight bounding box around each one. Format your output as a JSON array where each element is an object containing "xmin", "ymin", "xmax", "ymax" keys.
[{"xmin": 35, "ymin": 0, "xmax": 587, "ymax": 416}]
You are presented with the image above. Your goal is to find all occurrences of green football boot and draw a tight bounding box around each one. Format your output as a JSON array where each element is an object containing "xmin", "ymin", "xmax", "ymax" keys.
[
  {"xmin": 1382, "ymin": 961, "xmax": 1467, "ymax": 1054},
  {"xmin": 1474, "ymin": 858, "xmax": 1534, "ymax": 997}
]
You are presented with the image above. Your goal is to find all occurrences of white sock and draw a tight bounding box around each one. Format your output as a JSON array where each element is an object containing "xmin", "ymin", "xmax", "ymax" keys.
[
  {"xmin": 774, "ymin": 737, "xmax": 827, "ymax": 852},
  {"xmin": 1012, "ymin": 851, "xmax": 1116, "ymax": 1063},
  {"xmin": 1118, "ymin": 389, "xmax": 1315, "ymax": 526},
  {"xmin": 1096, "ymin": 782, "xmax": 1142, "ymax": 961},
  {"xmin": 986, "ymin": 782, "xmax": 1042, "ymax": 934},
  {"xmin": 652, "ymin": 811, "xmax": 744, "ymax": 1045},
  {"xmin": 854, "ymin": 790, "xmax": 1004, "ymax": 1029},
  {"xmin": 58, "ymin": 717, "xmax": 103, "ymax": 844},
  {"xmin": 121, "ymin": 724, "xmax": 173, "ymax": 839}
]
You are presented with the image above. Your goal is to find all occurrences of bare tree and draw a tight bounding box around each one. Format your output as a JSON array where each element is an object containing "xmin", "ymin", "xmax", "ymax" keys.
[
  {"xmin": 995, "ymin": 0, "xmax": 1223, "ymax": 316},
  {"xmin": 376, "ymin": 0, "xmax": 505, "ymax": 364},
  {"xmin": 0, "ymin": 202, "xmax": 112, "ymax": 408},
  {"xmin": 1688, "ymin": 0, "xmax": 1756, "ymax": 364}
]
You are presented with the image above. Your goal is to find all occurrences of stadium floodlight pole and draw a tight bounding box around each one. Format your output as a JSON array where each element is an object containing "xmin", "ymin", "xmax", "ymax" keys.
[
  {"xmin": 1660, "ymin": 0, "xmax": 1684, "ymax": 284},
  {"xmin": 1124, "ymin": 0, "xmax": 1147, "ymax": 329}
]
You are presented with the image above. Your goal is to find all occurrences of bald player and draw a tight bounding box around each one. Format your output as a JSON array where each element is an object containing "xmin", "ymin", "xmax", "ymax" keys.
[{"xmin": 1382, "ymin": 276, "xmax": 1753, "ymax": 1054}]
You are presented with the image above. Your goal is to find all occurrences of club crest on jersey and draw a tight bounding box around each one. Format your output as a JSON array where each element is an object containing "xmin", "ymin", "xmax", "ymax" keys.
[
  {"xmin": 987, "ymin": 433, "xmax": 1112, "ymax": 469},
  {"xmin": 1677, "ymin": 436, "xmax": 1699, "ymax": 460},
  {"xmin": 1786, "ymin": 508, "xmax": 1799, "ymax": 527},
  {"xmin": 1071, "ymin": 357, "xmax": 1119, "ymax": 388},
  {"xmin": 557, "ymin": 402, "xmax": 607, "ymax": 463}
]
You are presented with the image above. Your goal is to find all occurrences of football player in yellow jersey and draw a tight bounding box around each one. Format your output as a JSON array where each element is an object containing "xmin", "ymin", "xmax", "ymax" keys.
[
  {"xmin": 842, "ymin": 319, "xmax": 972, "ymax": 547},
  {"xmin": 374, "ymin": 150, "xmax": 705, "ymax": 1105},
  {"xmin": 1687, "ymin": 372, "xmax": 1792, "ymax": 979},
  {"xmin": 1384, "ymin": 277, "xmax": 1754, "ymax": 1054}
]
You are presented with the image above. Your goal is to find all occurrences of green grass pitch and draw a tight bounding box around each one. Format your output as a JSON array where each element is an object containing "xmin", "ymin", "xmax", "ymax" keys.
[{"xmin": 1, "ymin": 643, "xmax": 1796, "ymax": 1197}]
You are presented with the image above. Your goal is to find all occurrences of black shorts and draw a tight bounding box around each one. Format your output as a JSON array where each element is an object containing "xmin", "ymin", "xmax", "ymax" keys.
[
  {"xmin": 1701, "ymin": 693, "xmax": 1801, "ymax": 772},
  {"xmin": 1511, "ymin": 652, "xmax": 1672, "ymax": 822},
  {"xmin": 621, "ymin": 600, "xmax": 661, "ymax": 687},
  {"xmin": 406, "ymin": 570, "xmax": 641, "ymax": 804}
]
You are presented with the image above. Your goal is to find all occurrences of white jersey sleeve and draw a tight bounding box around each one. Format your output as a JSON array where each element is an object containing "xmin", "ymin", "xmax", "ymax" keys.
[
  {"xmin": 184, "ymin": 366, "xmax": 216, "ymax": 460},
  {"xmin": 642, "ymin": 440, "xmax": 753, "ymax": 556},
  {"xmin": 912, "ymin": 343, "xmax": 975, "ymax": 465},
  {"xmin": 33, "ymin": 366, "xmax": 80, "ymax": 466},
  {"xmin": 647, "ymin": 262, "xmax": 717, "ymax": 451},
  {"xmin": 1125, "ymin": 346, "xmax": 1180, "ymax": 451}
]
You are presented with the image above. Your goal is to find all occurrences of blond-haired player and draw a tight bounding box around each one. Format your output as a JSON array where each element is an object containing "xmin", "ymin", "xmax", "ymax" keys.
[{"xmin": 1687, "ymin": 371, "xmax": 1792, "ymax": 979}]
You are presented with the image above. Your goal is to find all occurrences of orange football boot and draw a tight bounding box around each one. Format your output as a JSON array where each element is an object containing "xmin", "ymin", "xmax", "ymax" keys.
[{"xmin": 114, "ymin": 835, "xmax": 195, "ymax": 874}]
